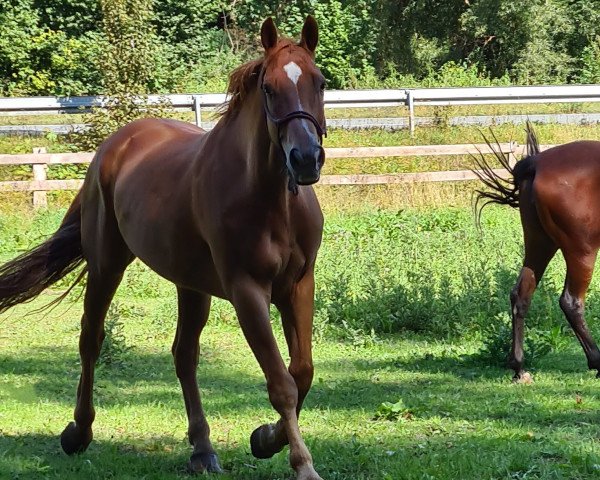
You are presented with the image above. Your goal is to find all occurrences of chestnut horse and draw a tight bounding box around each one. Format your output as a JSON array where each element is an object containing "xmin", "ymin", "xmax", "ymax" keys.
[
  {"xmin": 0, "ymin": 16, "xmax": 326, "ymax": 480},
  {"xmin": 474, "ymin": 124, "xmax": 600, "ymax": 383}
]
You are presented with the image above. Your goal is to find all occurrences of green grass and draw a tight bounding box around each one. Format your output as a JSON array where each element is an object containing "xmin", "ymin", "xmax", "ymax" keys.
[{"xmin": 2, "ymin": 206, "xmax": 600, "ymax": 479}]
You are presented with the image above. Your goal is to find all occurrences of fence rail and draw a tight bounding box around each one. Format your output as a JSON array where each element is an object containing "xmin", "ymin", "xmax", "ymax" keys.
[
  {"xmin": 0, "ymin": 142, "xmax": 543, "ymax": 207},
  {"xmin": 2, "ymin": 85, "xmax": 600, "ymax": 134}
]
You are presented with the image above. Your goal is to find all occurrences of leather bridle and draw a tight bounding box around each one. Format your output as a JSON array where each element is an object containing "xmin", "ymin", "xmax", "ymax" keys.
[{"xmin": 259, "ymin": 68, "xmax": 327, "ymax": 148}]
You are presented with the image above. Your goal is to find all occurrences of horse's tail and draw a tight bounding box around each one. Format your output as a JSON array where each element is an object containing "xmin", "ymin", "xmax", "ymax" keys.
[
  {"xmin": 0, "ymin": 192, "xmax": 87, "ymax": 314},
  {"xmin": 472, "ymin": 122, "xmax": 540, "ymax": 223}
]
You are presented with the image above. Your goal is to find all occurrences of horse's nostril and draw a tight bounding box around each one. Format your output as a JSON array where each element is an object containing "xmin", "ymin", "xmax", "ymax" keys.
[
  {"xmin": 314, "ymin": 146, "xmax": 325, "ymax": 167},
  {"xmin": 290, "ymin": 148, "xmax": 304, "ymax": 168}
]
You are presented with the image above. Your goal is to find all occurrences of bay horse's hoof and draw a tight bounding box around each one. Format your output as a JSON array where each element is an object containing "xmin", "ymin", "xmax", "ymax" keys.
[
  {"xmin": 512, "ymin": 371, "xmax": 533, "ymax": 384},
  {"xmin": 250, "ymin": 424, "xmax": 286, "ymax": 459},
  {"xmin": 188, "ymin": 452, "xmax": 223, "ymax": 474},
  {"xmin": 60, "ymin": 421, "xmax": 93, "ymax": 455}
]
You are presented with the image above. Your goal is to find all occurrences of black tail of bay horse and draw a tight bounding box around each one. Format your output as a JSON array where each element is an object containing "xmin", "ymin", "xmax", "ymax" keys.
[{"xmin": 473, "ymin": 122, "xmax": 600, "ymax": 382}]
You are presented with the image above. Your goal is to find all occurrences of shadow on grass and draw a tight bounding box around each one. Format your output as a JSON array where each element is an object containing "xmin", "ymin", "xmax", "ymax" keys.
[
  {"xmin": 0, "ymin": 345, "xmax": 269, "ymax": 410},
  {"xmin": 2, "ymin": 427, "xmax": 599, "ymax": 480}
]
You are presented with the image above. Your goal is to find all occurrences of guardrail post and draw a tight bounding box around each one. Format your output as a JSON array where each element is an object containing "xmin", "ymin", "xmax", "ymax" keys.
[
  {"xmin": 32, "ymin": 147, "xmax": 48, "ymax": 209},
  {"xmin": 193, "ymin": 95, "xmax": 202, "ymax": 127},
  {"xmin": 407, "ymin": 90, "xmax": 415, "ymax": 136}
]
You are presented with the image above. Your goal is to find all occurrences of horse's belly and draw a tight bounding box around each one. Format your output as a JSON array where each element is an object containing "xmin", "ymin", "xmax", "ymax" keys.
[
  {"xmin": 116, "ymin": 212, "xmax": 227, "ymax": 298},
  {"xmin": 135, "ymin": 241, "xmax": 226, "ymax": 298}
]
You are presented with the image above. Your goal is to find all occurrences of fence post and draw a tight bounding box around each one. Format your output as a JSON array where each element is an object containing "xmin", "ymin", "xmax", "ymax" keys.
[
  {"xmin": 193, "ymin": 95, "xmax": 202, "ymax": 127},
  {"xmin": 32, "ymin": 147, "xmax": 47, "ymax": 209},
  {"xmin": 407, "ymin": 90, "xmax": 415, "ymax": 136},
  {"xmin": 508, "ymin": 141, "xmax": 518, "ymax": 168}
]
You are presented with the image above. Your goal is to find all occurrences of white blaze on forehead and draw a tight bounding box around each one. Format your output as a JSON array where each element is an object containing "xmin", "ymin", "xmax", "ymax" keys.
[{"xmin": 283, "ymin": 61, "xmax": 302, "ymax": 85}]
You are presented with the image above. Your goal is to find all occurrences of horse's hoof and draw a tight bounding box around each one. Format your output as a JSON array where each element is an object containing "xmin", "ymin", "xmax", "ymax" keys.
[
  {"xmin": 250, "ymin": 424, "xmax": 285, "ymax": 459},
  {"xmin": 297, "ymin": 464, "xmax": 324, "ymax": 480},
  {"xmin": 188, "ymin": 452, "xmax": 223, "ymax": 474},
  {"xmin": 512, "ymin": 371, "xmax": 533, "ymax": 384},
  {"xmin": 60, "ymin": 421, "xmax": 92, "ymax": 455}
]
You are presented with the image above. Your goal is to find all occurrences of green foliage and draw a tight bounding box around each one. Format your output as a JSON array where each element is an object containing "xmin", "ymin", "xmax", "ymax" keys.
[
  {"xmin": 98, "ymin": 301, "xmax": 133, "ymax": 367},
  {"xmin": 580, "ymin": 36, "xmax": 600, "ymax": 83},
  {"xmin": 0, "ymin": 0, "xmax": 102, "ymax": 95},
  {"xmin": 3, "ymin": 0, "xmax": 600, "ymax": 94},
  {"xmin": 373, "ymin": 399, "xmax": 413, "ymax": 421},
  {"xmin": 5, "ymin": 296, "xmax": 600, "ymax": 479},
  {"xmin": 476, "ymin": 313, "xmax": 561, "ymax": 367}
]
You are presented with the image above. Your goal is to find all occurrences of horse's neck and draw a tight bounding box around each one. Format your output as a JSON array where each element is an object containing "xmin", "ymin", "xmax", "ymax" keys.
[{"xmin": 228, "ymin": 92, "xmax": 289, "ymax": 198}]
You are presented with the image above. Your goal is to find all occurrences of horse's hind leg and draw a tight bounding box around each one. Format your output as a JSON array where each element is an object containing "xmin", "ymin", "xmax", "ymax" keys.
[
  {"xmin": 60, "ymin": 267, "xmax": 127, "ymax": 453},
  {"xmin": 509, "ymin": 197, "xmax": 557, "ymax": 382},
  {"xmin": 172, "ymin": 287, "xmax": 221, "ymax": 473},
  {"xmin": 560, "ymin": 250, "xmax": 600, "ymax": 375},
  {"xmin": 61, "ymin": 197, "xmax": 133, "ymax": 454}
]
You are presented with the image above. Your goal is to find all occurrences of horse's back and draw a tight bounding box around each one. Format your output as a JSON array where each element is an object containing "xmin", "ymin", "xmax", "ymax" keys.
[{"xmin": 91, "ymin": 118, "xmax": 205, "ymax": 187}]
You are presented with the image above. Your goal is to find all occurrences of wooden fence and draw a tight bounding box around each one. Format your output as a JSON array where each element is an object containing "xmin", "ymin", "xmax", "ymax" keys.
[{"xmin": 0, "ymin": 142, "xmax": 528, "ymax": 207}]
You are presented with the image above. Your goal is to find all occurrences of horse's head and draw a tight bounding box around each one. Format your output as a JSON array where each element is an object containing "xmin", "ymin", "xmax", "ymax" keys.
[{"xmin": 260, "ymin": 16, "xmax": 326, "ymax": 189}]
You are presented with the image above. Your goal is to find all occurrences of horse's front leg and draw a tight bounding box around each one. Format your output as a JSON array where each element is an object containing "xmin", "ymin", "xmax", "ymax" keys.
[
  {"xmin": 231, "ymin": 275, "xmax": 322, "ymax": 480},
  {"xmin": 250, "ymin": 269, "xmax": 316, "ymax": 459}
]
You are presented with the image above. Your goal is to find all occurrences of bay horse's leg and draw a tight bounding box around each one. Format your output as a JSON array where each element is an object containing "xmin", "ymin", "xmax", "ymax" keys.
[
  {"xmin": 60, "ymin": 269, "xmax": 125, "ymax": 453},
  {"xmin": 251, "ymin": 271, "xmax": 315, "ymax": 460},
  {"xmin": 509, "ymin": 197, "xmax": 557, "ymax": 382},
  {"xmin": 560, "ymin": 250, "xmax": 600, "ymax": 374},
  {"xmin": 172, "ymin": 287, "xmax": 222, "ymax": 473},
  {"xmin": 232, "ymin": 280, "xmax": 322, "ymax": 480}
]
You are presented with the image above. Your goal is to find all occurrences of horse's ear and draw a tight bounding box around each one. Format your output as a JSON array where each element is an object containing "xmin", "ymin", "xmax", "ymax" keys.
[
  {"xmin": 261, "ymin": 17, "xmax": 278, "ymax": 52},
  {"xmin": 300, "ymin": 15, "xmax": 318, "ymax": 54}
]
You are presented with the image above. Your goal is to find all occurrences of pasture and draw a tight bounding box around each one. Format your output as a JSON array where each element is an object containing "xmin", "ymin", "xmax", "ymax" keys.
[{"xmin": 2, "ymin": 205, "xmax": 600, "ymax": 479}]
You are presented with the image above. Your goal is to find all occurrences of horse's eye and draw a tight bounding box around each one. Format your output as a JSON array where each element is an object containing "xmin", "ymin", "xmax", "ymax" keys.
[
  {"xmin": 263, "ymin": 84, "xmax": 274, "ymax": 96},
  {"xmin": 319, "ymin": 81, "xmax": 326, "ymax": 92}
]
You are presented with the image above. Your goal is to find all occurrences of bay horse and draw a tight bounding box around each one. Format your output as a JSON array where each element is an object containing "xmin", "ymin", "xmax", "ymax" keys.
[
  {"xmin": 474, "ymin": 123, "xmax": 600, "ymax": 383},
  {"xmin": 0, "ymin": 16, "xmax": 326, "ymax": 480}
]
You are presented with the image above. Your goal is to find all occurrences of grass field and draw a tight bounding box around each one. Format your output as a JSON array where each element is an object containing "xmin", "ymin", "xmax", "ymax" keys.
[{"xmin": 2, "ymin": 206, "xmax": 600, "ymax": 479}]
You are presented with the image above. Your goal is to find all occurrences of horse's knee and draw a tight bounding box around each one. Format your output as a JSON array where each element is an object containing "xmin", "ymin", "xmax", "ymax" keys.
[
  {"xmin": 172, "ymin": 346, "xmax": 198, "ymax": 380},
  {"xmin": 267, "ymin": 371, "xmax": 298, "ymax": 414},
  {"xmin": 289, "ymin": 360, "xmax": 314, "ymax": 397},
  {"xmin": 174, "ymin": 358, "xmax": 196, "ymax": 380}
]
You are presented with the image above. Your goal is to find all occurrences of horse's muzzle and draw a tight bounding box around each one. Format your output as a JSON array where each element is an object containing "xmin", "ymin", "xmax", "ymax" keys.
[{"xmin": 289, "ymin": 146, "xmax": 324, "ymax": 185}]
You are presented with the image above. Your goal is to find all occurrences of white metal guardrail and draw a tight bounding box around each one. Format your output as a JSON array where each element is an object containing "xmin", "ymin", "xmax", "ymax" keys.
[{"xmin": 2, "ymin": 85, "xmax": 600, "ymax": 133}]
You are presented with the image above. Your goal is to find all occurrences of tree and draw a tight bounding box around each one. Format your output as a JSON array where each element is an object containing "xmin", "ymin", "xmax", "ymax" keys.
[{"xmin": 72, "ymin": 0, "xmax": 171, "ymax": 151}]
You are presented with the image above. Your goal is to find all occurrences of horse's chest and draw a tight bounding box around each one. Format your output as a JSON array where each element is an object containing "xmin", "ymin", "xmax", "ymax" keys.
[{"xmin": 248, "ymin": 231, "xmax": 302, "ymax": 279}]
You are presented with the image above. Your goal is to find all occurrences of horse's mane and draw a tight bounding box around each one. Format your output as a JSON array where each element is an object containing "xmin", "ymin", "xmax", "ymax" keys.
[{"xmin": 219, "ymin": 39, "xmax": 298, "ymax": 121}]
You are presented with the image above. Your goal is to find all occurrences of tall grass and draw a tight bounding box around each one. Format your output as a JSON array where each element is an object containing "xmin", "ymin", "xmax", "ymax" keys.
[{"xmin": 0, "ymin": 205, "xmax": 584, "ymax": 365}]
